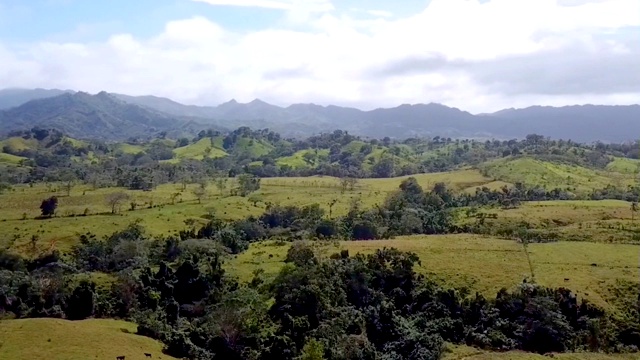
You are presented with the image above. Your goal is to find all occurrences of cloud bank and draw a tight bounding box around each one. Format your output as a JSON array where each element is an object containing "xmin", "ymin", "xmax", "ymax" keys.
[{"xmin": 0, "ymin": 0, "xmax": 638, "ymax": 113}]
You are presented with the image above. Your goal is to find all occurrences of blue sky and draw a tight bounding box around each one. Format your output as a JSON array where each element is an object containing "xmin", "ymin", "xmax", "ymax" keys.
[
  {"xmin": 0, "ymin": 0, "xmax": 430, "ymax": 42},
  {"xmin": 0, "ymin": 0, "xmax": 638, "ymax": 112}
]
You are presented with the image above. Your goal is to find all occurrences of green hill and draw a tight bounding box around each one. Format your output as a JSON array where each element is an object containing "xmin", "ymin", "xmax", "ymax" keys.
[
  {"xmin": 606, "ymin": 157, "xmax": 640, "ymax": 174},
  {"xmin": 0, "ymin": 152, "xmax": 27, "ymax": 164},
  {"xmin": 277, "ymin": 149, "xmax": 329, "ymax": 168},
  {"xmin": 0, "ymin": 137, "xmax": 38, "ymax": 152},
  {"xmin": 0, "ymin": 318, "xmax": 177, "ymax": 360},
  {"xmin": 171, "ymin": 137, "xmax": 228, "ymax": 162},
  {"xmin": 479, "ymin": 156, "xmax": 632, "ymax": 193}
]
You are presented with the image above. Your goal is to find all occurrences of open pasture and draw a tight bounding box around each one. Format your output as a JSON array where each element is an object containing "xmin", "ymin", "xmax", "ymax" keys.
[
  {"xmin": 466, "ymin": 200, "xmax": 640, "ymax": 244},
  {"xmin": 480, "ymin": 157, "xmax": 637, "ymax": 194},
  {"xmin": 0, "ymin": 318, "xmax": 178, "ymax": 360},
  {"xmin": 227, "ymin": 235, "xmax": 640, "ymax": 312},
  {"xmin": 444, "ymin": 344, "xmax": 640, "ymax": 359},
  {"xmin": 0, "ymin": 170, "xmax": 496, "ymax": 251}
]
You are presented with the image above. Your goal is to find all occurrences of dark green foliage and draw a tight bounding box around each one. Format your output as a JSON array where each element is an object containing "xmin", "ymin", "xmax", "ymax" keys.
[
  {"xmin": 66, "ymin": 280, "xmax": 96, "ymax": 320},
  {"xmin": 0, "ymin": 233, "xmax": 639, "ymax": 358},
  {"xmin": 39, "ymin": 196, "xmax": 58, "ymax": 217}
]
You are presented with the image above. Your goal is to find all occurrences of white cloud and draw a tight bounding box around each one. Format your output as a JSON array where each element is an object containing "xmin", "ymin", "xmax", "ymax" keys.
[{"xmin": 1, "ymin": 0, "xmax": 639, "ymax": 113}]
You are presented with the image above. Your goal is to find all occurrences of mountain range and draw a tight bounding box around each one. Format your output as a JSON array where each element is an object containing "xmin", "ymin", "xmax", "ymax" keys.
[{"xmin": 0, "ymin": 88, "xmax": 638, "ymax": 142}]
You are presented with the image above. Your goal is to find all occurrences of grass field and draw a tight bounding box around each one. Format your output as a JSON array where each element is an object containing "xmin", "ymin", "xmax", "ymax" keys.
[
  {"xmin": 2, "ymin": 168, "xmax": 640, "ymax": 253},
  {"xmin": 226, "ymin": 235, "xmax": 639, "ymax": 312},
  {"xmin": 171, "ymin": 137, "xmax": 228, "ymax": 162},
  {"xmin": 115, "ymin": 142, "xmax": 145, "ymax": 154},
  {"xmin": 443, "ymin": 344, "xmax": 639, "ymax": 359},
  {"xmin": 0, "ymin": 152, "xmax": 26, "ymax": 164},
  {"xmin": 480, "ymin": 157, "xmax": 635, "ymax": 193},
  {"xmin": 462, "ymin": 200, "xmax": 640, "ymax": 244},
  {"xmin": 0, "ymin": 318, "xmax": 177, "ymax": 360},
  {"xmin": 0, "ymin": 137, "xmax": 38, "ymax": 152}
]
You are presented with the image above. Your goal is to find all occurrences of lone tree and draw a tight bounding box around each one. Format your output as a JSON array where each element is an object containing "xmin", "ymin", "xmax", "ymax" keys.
[
  {"xmin": 106, "ymin": 192, "xmax": 130, "ymax": 214},
  {"xmin": 339, "ymin": 177, "xmax": 358, "ymax": 193},
  {"xmin": 61, "ymin": 170, "xmax": 76, "ymax": 197},
  {"xmin": 237, "ymin": 174, "xmax": 261, "ymax": 197},
  {"xmin": 192, "ymin": 182, "xmax": 207, "ymax": 204},
  {"xmin": 40, "ymin": 196, "xmax": 58, "ymax": 217},
  {"xmin": 215, "ymin": 178, "xmax": 228, "ymax": 196}
]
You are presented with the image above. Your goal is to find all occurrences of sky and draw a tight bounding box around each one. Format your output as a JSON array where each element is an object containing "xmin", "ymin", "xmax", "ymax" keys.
[{"xmin": 0, "ymin": 0, "xmax": 638, "ymax": 113}]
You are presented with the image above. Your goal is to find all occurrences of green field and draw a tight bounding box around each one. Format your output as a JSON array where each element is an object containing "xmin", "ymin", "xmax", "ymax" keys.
[
  {"xmin": 0, "ymin": 318, "xmax": 178, "ymax": 360},
  {"xmin": 0, "ymin": 152, "xmax": 26, "ymax": 164},
  {"xmin": 0, "ymin": 137, "xmax": 38, "ymax": 152},
  {"xmin": 0, "ymin": 170, "xmax": 498, "ymax": 251},
  {"xmin": 444, "ymin": 344, "xmax": 639, "ymax": 359},
  {"xmin": 171, "ymin": 137, "xmax": 228, "ymax": 162},
  {"xmin": 227, "ymin": 235, "xmax": 639, "ymax": 312},
  {"xmin": 115, "ymin": 142, "xmax": 146, "ymax": 154},
  {"xmin": 480, "ymin": 157, "xmax": 635, "ymax": 193},
  {"xmin": 2, "ymin": 167, "xmax": 640, "ymax": 253}
]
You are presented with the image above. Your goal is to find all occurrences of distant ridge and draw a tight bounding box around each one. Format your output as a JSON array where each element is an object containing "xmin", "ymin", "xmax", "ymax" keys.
[
  {"xmin": 0, "ymin": 88, "xmax": 638, "ymax": 142},
  {"xmin": 0, "ymin": 91, "xmax": 214, "ymax": 140}
]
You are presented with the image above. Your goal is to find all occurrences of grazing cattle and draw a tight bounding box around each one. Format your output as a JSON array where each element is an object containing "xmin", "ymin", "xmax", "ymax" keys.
[
  {"xmin": 116, "ymin": 356, "xmax": 125, "ymax": 360},
  {"xmin": 564, "ymin": 278, "xmax": 570, "ymax": 281},
  {"xmin": 144, "ymin": 353, "xmax": 152, "ymax": 358}
]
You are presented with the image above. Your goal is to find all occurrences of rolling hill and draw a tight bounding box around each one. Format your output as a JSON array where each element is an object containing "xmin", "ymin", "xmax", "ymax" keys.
[
  {"xmin": 0, "ymin": 92, "xmax": 212, "ymax": 140},
  {"xmin": 0, "ymin": 318, "xmax": 177, "ymax": 360}
]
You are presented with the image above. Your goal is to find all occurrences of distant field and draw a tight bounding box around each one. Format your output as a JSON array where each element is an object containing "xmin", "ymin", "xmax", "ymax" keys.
[
  {"xmin": 0, "ymin": 318, "xmax": 177, "ymax": 360},
  {"xmin": 0, "ymin": 137, "xmax": 38, "ymax": 152},
  {"xmin": 606, "ymin": 157, "xmax": 640, "ymax": 174},
  {"xmin": 0, "ymin": 171, "xmax": 495, "ymax": 250},
  {"xmin": 480, "ymin": 157, "xmax": 635, "ymax": 193},
  {"xmin": 227, "ymin": 235, "xmax": 639, "ymax": 312},
  {"xmin": 2, "ymin": 169, "xmax": 639, "ymax": 252},
  {"xmin": 0, "ymin": 152, "xmax": 26, "ymax": 164},
  {"xmin": 115, "ymin": 142, "xmax": 145, "ymax": 154},
  {"xmin": 444, "ymin": 344, "xmax": 639, "ymax": 359},
  {"xmin": 170, "ymin": 137, "xmax": 228, "ymax": 162},
  {"xmin": 462, "ymin": 200, "xmax": 640, "ymax": 244}
]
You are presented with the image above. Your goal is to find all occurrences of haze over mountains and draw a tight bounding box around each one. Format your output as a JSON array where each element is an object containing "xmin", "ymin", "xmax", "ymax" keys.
[{"xmin": 0, "ymin": 88, "xmax": 638, "ymax": 142}]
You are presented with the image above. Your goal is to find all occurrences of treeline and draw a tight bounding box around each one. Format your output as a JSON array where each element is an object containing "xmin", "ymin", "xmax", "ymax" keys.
[{"xmin": 2, "ymin": 127, "xmax": 639, "ymax": 187}]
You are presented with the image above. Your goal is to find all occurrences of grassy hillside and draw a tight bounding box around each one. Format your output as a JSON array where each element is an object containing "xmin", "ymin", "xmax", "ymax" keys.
[
  {"xmin": 0, "ymin": 318, "xmax": 177, "ymax": 360},
  {"xmin": 171, "ymin": 137, "xmax": 228, "ymax": 161},
  {"xmin": 277, "ymin": 149, "xmax": 329, "ymax": 168},
  {"xmin": 444, "ymin": 344, "xmax": 639, "ymax": 359},
  {"xmin": 0, "ymin": 152, "xmax": 27, "ymax": 164},
  {"xmin": 115, "ymin": 143, "xmax": 145, "ymax": 154},
  {"xmin": 227, "ymin": 235, "xmax": 639, "ymax": 312},
  {"xmin": 606, "ymin": 157, "xmax": 640, "ymax": 174},
  {"xmin": 460, "ymin": 200, "xmax": 640, "ymax": 244},
  {"xmin": 234, "ymin": 136, "xmax": 274, "ymax": 157},
  {"xmin": 480, "ymin": 157, "xmax": 633, "ymax": 193},
  {"xmin": 0, "ymin": 137, "xmax": 38, "ymax": 152}
]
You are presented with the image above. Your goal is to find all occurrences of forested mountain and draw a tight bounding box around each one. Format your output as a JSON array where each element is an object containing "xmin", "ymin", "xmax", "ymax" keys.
[
  {"xmin": 481, "ymin": 105, "xmax": 640, "ymax": 143},
  {"xmin": 1, "ymin": 89, "xmax": 639, "ymax": 142},
  {"xmin": 0, "ymin": 92, "xmax": 213, "ymax": 140}
]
